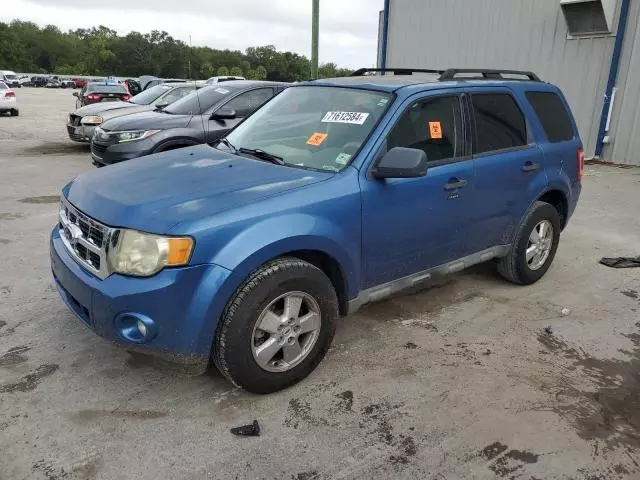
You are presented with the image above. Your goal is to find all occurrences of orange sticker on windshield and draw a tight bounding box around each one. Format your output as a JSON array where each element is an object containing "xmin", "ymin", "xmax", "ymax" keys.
[
  {"xmin": 429, "ymin": 121, "xmax": 443, "ymax": 139},
  {"xmin": 307, "ymin": 132, "xmax": 328, "ymax": 147}
]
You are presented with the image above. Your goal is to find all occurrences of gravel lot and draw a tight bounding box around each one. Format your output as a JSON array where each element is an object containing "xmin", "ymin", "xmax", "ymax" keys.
[{"xmin": 1, "ymin": 88, "xmax": 640, "ymax": 480}]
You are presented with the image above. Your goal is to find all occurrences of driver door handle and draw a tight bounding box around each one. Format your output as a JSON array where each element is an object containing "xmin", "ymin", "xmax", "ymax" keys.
[
  {"xmin": 444, "ymin": 178, "xmax": 468, "ymax": 191},
  {"xmin": 522, "ymin": 161, "xmax": 541, "ymax": 172}
]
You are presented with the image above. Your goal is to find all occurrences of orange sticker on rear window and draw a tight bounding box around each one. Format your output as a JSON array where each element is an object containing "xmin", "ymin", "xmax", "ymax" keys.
[
  {"xmin": 307, "ymin": 132, "xmax": 328, "ymax": 147},
  {"xmin": 429, "ymin": 121, "xmax": 443, "ymax": 139}
]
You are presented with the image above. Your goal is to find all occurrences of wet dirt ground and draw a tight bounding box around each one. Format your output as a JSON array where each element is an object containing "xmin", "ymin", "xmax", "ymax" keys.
[{"xmin": 1, "ymin": 88, "xmax": 640, "ymax": 480}]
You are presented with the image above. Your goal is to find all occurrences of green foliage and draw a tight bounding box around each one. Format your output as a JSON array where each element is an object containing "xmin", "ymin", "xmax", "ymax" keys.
[
  {"xmin": 229, "ymin": 66, "xmax": 244, "ymax": 77},
  {"xmin": 0, "ymin": 21, "xmax": 353, "ymax": 81}
]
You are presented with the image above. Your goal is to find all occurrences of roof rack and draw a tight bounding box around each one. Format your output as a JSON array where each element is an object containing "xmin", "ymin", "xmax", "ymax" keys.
[
  {"xmin": 351, "ymin": 67, "xmax": 542, "ymax": 82},
  {"xmin": 351, "ymin": 68, "xmax": 444, "ymax": 77},
  {"xmin": 439, "ymin": 69, "xmax": 542, "ymax": 82}
]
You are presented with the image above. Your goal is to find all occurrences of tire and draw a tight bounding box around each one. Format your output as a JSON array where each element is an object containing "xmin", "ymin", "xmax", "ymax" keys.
[
  {"xmin": 10, "ymin": 109, "xmax": 18, "ymax": 117},
  {"xmin": 498, "ymin": 201, "xmax": 561, "ymax": 285},
  {"xmin": 213, "ymin": 257, "xmax": 338, "ymax": 394}
]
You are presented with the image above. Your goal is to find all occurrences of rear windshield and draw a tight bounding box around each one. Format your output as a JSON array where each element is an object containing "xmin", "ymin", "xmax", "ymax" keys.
[
  {"xmin": 0, "ymin": 82, "xmax": 7, "ymax": 90},
  {"xmin": 131, "ymin": 84, "xmax": 174, "ymax": 105},
  {"xmin": 526, "ymin": 92, "xmax": 575, "ymax": 143},
  {"xmin": 164, "ymin": 86, "xmax": 234, "ymax": 115},
  {"xmin": 86, "ymin": 84, "xmax": 127, "ymax": 94}
]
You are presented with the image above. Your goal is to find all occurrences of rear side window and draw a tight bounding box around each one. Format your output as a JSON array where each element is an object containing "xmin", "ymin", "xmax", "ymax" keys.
[
  {"xmin": 526, "ymin": 92, "xmax": 574, "ymax": 143},
  {"xmin": 472, "ymin": 94, "xmax": 527, "ymax": 154},
  {"xmin": 387, "ymin": 96, "xmax": 463, "ymax": 163}
]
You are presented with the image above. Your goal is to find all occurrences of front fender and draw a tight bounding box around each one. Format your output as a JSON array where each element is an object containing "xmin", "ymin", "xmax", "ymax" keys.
[
  {"xmin": 150, "ymin": 128, "xmax": 205, "ymax": 150},
  {"xmin": 211, "ymin": 214, "xmax": 360, "ymax": 300}
]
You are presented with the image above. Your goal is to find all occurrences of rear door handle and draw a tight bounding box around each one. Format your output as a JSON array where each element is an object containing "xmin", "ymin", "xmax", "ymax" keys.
[
  {"xmin": 522, "ymin": 162, "xmax": 541, "ymax": 172},
  {"xmin": 444, "ymin": 178, "xmax": 468, "ymax": 191}
]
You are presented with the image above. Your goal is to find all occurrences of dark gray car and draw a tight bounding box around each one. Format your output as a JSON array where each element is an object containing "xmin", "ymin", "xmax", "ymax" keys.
[
  {"xmin": 67, "ymin": 83, "xmax": 201, "ymax": 142},
  {"xmin": 90, "ymin": 81, "xmax": 288, "ymax": 166}
]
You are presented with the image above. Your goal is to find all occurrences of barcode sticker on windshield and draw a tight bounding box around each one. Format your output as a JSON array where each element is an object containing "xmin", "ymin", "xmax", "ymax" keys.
[{"xmin": 322, "ymin": 111, "xmax": 369, "ymax": 125}]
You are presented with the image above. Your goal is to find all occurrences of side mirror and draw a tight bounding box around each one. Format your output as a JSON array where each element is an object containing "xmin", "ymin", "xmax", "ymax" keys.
[
  {"xmin": 211, "ymin": 108, "xmax": 237, "ymax": 120},
  {"xmin": 371, "ymin": 147, "xmax": 428, "ymax": 179},
  {"xmin": 72, "ymin": 92, "xmax": 79, "ymax": 97},
  {"xmin": 154, "ymin": 101, "xmax": 169, "ymax": 110}
]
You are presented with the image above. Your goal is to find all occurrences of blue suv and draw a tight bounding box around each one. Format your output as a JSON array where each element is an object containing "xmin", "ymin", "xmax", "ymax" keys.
[{"xmin": 51, "ymin": 68, "xmax": 583, "ymax": 393}]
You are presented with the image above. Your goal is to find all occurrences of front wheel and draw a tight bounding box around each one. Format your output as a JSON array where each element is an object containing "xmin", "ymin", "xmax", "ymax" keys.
[
  {"xmin": 213, "ymin": 258, "xmax": 338, "ymax": 394},
  {"xmin": 498, "ymin": 201, "xmax": 561, "ymax": 285}
]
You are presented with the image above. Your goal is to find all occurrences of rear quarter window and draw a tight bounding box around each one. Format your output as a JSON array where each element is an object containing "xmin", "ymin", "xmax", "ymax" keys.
[
  {"xmin": 471, "ymin": 93, "xmax": 527, "ymax": 154},
  {"xmin": 526, "ymin": 92, "xmax": 575, "ymax": 143}
]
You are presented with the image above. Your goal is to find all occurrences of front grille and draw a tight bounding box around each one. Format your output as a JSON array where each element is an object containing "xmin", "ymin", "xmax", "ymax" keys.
[
  {"xmin": 91, "ymin": 143, "xmax": 108, "ymax": 158},
  {"xmin": 59, "ymin": 198, "xmax": 112, "ymax": 279}
]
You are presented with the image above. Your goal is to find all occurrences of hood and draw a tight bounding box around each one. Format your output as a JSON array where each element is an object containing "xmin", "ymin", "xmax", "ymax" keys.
[
  {"xmin": 100, "ymin": 110, "xmax": 192, "ymax": 132},
  {"xmin": 64, "ymin": 145, "xmax": 332, "ymax": 233},
  {"xmin": 74, "ymin": 101, "xmax": 135, "ymax": 117},
  {"xmin": 101, "ymin": 104, "xmax": 154, "ymax": 121}
]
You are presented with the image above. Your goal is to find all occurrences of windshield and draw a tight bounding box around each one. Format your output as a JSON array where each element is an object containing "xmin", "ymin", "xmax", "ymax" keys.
[
  {"xmin": 131, "ymin": 84, "xmax": 173, "ymax": 105},
  {"xmin": 164, "ymin": 86, "xmax": 233, "ymax": 115},
  {"xmin": 5, "ymin": 74, "xmax": 17, "ymax": 80},
  {"xmin": 224, "ymin": 86, "xmax": 392, "ymax": 172},
  {"xmin": 86, "ymin": 84, "xmax": 127, "ymax": 94}
]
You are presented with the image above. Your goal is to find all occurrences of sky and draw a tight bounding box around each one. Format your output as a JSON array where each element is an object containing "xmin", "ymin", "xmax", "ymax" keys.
[{"xmin": 2, "ymin": 0, "xmax": 384, "ymax": 68}]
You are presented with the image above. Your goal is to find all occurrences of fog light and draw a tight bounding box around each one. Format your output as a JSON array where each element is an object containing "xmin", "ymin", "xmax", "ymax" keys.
[
  {"xmin": 115, "ymin": 313, "xmax": 157, "ymax": 343},
  {"xmin": 137, "ymin": 320, "xmax": 147, "ymax": 337}
]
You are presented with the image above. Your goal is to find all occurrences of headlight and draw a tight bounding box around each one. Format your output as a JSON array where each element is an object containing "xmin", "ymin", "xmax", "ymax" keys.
[
  {"xmin": 114, "ymin": 130, "xmax": 161, "ymax": 143},
  {"xmin": 81, "ymin": 116, "xmax": 103, "ymax": 125},
  {"xmin": 107, "ymin": 229, "xmax": 194, "ymax": 277}
]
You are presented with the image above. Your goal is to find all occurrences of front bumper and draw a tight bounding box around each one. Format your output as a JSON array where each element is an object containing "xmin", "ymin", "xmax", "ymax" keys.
[
  {"xmin": 91, "ymin": 137, "xmax": 155, "ymax": 166},
  {"xmin": 50, "ymin": 227, "xmax": 236, "ymax": 371},
  {"xmin": 67, "ymin": 124, "xmax": 97, "ymax": 142}
]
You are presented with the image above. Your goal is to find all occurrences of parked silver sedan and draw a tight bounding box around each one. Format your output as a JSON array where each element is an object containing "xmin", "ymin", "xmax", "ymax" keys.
[{"xmin": 66, "ymin": 82, "xmax": 201, "ymax": 142}]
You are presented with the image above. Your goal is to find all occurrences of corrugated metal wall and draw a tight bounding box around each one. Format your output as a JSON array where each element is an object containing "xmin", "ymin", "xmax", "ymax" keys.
[
  {"xmin": 385, "ymin": 0, "xmax": 639, "ymax": 164},
  {"xmin": 607, "ymin": 0, "xmax": 640, "ymax": 164}
]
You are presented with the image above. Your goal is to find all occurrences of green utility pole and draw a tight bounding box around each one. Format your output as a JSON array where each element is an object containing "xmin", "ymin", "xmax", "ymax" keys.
[{"xmin": 311, "ymin": 0, "xmax": 319, "ymax": 79}]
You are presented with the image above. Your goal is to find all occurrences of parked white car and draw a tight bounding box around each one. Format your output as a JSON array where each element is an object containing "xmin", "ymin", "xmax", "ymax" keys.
[
  {"xmin": 0, "ymin": 70, "xmax": 21, "ymax": 88},
  {"xmin": 205, "ymin": 75, "xmax": 246, "ymax": 85},
  {"xmin": 0, "ymin": 81, "xmax": 19, "ymax": 116}
]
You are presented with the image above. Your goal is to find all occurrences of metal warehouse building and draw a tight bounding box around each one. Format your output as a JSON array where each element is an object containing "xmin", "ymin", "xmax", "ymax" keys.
[{"xmin": 377, "ymin": 0, "xmax": 640, "ymax": 165}]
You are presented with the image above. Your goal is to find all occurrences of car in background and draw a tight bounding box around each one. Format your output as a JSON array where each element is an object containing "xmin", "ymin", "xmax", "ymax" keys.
[
  {"xmin": 205, "ymin": 76, "xmax": 246, "ymax": 85},
  {"xmin": 0, "ymin": 71, "xmax": 20, "ymax": 88},
  {"xmin": 60, "ymin": 79, "xmax": 77, "ymax": 89},
  {"xmin": 19, "ymin": 75, "xmax": 31, "ymax": 87},
  {"xmin": 73, "ymin": 82, "xmax": 131, "ymax": 109},
  {"xmin": 138, "ymin": 75, "xmax": 188, "ymax": 91},
  {"xmin": 0, "ymin": 81, "xmax": 18, "ymax": 116},
  {"xmin": 73, "ymin": 78, "xmax": 88, "ymax": 89},
  {"xmin": 46, "ymin": 78, "xmax": 61, "ymax": 88},
  {"xmin": 91, "ymin": 80, "xmax": 287, "ymax": 166},
  {"xmin": 67, "ymin": 82, "xmax": 201, "ymax": 142},
  {"xmin": 30, "ymin": 76, "xmax": 48, "ymax": 87}
]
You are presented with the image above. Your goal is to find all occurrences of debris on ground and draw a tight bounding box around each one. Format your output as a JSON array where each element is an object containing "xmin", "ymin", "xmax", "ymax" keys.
[
  {"xmin": 230, "ymin": 420, "xmax": 260, "ymax": 437},
  {"xmin": 483, "ymin": 349, "xmax": 492, "ymax": 356},
  {"xmin": 599, "ymin": 256, "xmax": 640, "ymax": 269},
  {"xmin": 544, "ymin": 326, "xmax": 553, "ymax": 335},
  {"xmin": 561, "ymin": 308, "xmax": 571, "ymax": 316}
]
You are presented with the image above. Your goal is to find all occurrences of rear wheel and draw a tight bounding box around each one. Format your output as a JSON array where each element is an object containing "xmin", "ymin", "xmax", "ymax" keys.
[
  {"xmin": 498, "ymin": 201, "xmax": 561, "ymax": 285},
  {"xmin": 213, "ymin": 258, "xmax": 338, "ymax": 394},
  {"xmin": 10, "ymin": 109, "xmax": 18, "ymax": 117}
]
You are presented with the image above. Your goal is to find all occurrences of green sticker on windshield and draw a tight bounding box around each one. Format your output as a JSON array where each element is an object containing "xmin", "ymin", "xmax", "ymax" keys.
[{"xmin": 335, "ymin": 153, "xmax": 352, "ymax": 165}]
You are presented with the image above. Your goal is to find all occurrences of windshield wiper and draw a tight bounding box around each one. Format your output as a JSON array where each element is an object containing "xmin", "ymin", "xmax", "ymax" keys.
[
  {"xmin": 216, "ymin": 138, "xmax": 238, "ymax": 153},
  {"xmin": 238, "ymin": 147, "xmax": 285, "ymax": 166}
]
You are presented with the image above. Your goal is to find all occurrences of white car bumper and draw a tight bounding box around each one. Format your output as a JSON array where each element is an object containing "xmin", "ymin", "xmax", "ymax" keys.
[{"xmin": 0, "ymin": 97, "xmax": 17, "ymax": 111}]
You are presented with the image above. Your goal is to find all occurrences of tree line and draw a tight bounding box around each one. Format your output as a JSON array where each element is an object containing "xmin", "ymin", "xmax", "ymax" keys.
[{"xmin": 0, "ymin": 21, "xmax": 353, "ymax": 81}]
